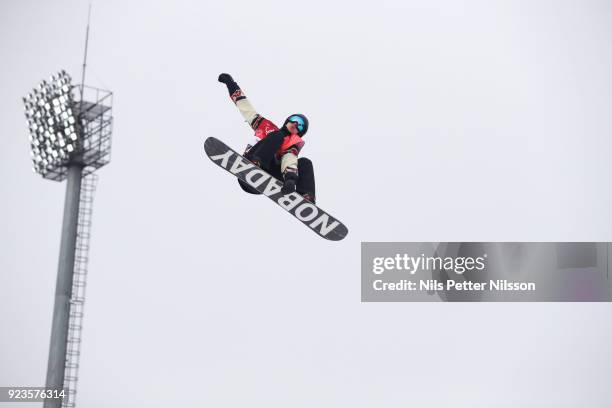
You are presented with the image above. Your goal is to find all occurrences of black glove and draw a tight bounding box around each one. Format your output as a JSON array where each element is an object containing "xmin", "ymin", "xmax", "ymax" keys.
[
  {"xmin": 218, "ymin": 73, "xmax": 234, "ymax": 84},
  {"xmin": 218, "ymin": 73, "xmax": 241, "ymax": 99},
  {"xmin": 281, "ymin": 172, "xmax": 298, "ymax": 195},
  {"xmin": 277, "ymin": 126, "xmax": 291, "ymax": 137}
]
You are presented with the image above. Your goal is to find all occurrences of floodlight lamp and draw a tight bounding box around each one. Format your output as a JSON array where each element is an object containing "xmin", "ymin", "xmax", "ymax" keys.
[{"xmin": 23, "ymin": 70, "xmax": 80, "ymax": 176}]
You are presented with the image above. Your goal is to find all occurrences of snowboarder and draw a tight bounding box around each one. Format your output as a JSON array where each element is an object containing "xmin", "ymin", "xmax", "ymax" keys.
[{"xmin": 217, "ymin": 73, "xmax": 316, "ymax": 203}]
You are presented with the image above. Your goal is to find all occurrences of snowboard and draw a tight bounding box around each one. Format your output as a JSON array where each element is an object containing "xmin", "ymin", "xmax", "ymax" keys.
[{"xmin": 204, "ymin": 137, "xmax": 348, "ymax": 241}]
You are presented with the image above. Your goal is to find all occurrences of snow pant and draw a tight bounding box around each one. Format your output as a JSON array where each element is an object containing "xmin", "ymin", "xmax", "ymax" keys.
[{"xmin": 238, "ymin": 133, "xmax": 315, "ymax": 201}]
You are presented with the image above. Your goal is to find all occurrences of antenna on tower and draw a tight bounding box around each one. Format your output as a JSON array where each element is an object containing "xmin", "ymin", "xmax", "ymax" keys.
[{"xmin": 80, "ymin": 3, "xmax": 92, "ymax": 102}]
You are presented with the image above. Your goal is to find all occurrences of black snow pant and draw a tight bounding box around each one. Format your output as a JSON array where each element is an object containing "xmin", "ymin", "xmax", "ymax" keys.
[{"xmin": 238, "ymin": 132, "xmax": 316, "ymax": 201}]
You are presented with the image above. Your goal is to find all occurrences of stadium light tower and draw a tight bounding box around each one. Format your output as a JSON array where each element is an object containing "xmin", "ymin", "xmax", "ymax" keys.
[{"xmin": 23, "ymin": 67, "xmax": 113, "ymax": 408}]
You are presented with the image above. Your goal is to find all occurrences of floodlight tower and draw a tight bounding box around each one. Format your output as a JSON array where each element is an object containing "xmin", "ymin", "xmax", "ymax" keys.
[{"xmin": 22, "ymin": 69, "xmax": 113, "ymax": 408}]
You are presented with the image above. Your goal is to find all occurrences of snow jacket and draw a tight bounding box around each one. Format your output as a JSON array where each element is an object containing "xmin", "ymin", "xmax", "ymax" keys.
[{"xmin": 230, "ymin": 89, "xmax": 304, "ymax": 174}]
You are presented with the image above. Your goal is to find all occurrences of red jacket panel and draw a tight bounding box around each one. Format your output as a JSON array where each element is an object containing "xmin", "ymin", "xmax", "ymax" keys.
[{"xmin": 253, "ymin": 117, "xmax": 305, "ymax": 154}]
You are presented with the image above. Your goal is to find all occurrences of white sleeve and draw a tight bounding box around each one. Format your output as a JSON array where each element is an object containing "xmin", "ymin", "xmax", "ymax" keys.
[
  {"xmin": 280, "ymin": 152, "xmax": 298, "ymax": 174},
  {"xmin": 235, "ymin": 98, "xmax": 258, "ymax": 126}
]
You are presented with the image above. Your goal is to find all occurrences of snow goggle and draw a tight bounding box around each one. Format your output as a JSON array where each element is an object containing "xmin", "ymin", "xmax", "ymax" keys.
[{"xmin": 287, "ymin": 115, "xmax": 306, "ymax": 133}]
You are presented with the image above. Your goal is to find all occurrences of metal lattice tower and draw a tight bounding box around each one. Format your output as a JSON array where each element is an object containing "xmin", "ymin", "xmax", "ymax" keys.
[
  {"xmin": 62, "ymin": 173, "xmax": 97, "ymax": 408},
  {"xmin": 23, "ymin": 71, "xmax": 113, "ymax": 408}
]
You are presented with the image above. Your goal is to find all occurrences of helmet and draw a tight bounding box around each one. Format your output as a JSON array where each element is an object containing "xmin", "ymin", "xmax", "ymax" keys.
[{"xmin": 284, "ymin": 114, "xmax": 309, "ymax": 136}]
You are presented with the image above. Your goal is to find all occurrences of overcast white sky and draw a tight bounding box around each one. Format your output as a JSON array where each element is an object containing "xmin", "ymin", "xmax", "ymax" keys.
[{"xmin": 1, "ymin": 0, "xmax": 612, "ymax": 407}]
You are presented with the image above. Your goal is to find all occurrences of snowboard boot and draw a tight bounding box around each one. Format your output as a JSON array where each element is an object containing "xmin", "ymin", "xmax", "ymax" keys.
[
  {"xmin": 250, "ymin": 156, "xmax": 263, "ymax": 168},
  {"xmin": 301, "ymin": 192, "xmax": 316, "ymax": 204}
]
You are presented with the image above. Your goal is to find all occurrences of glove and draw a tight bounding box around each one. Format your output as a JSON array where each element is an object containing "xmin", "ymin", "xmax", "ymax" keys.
[
  {"xmin": 281, "ymin": 178, "xmax": 297, "ymax": 195},
  {"xmin": 281, "ymin": 171, "xmax": 298, "ymax": 195},
  {"xmin": 278, "ymin": 124, "xmax": 291, "ymax": 136},
  {"xmin": 218, "ymin": 73, "xmax": 241, "ymax": 100},
  {"xmin": 218, "ymin": 73, "xmax": 234, "ymax": 84}
]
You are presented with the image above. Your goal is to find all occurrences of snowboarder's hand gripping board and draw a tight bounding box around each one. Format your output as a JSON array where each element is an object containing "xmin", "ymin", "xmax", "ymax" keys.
[{"xmin": 204, "ymin": 137, "xmax": 348, "ymax": 241}]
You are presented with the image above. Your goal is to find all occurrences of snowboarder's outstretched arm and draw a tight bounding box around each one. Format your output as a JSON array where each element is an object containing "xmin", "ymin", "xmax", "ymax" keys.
[{"xmin": 218, "ymin": 73, "xmax": 261, "ymax": 130}]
